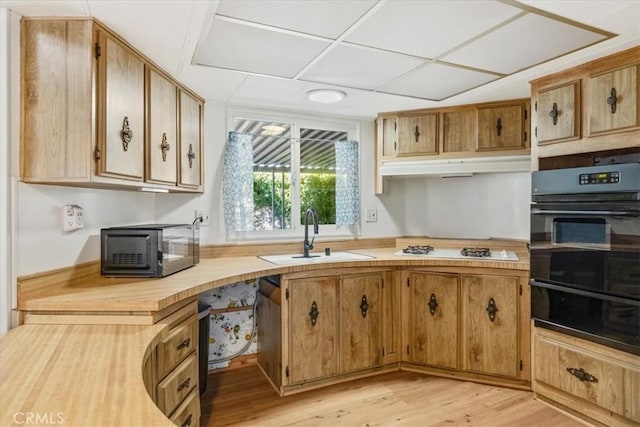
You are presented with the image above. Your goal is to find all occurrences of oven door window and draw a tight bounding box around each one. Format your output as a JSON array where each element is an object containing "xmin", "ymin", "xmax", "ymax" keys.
[{"xmin": 552, "ymin": 217, "xmax": 609, "ymax": 249}]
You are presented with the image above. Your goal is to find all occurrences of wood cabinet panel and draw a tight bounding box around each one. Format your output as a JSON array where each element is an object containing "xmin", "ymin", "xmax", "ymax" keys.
[
  {"xmin": 288, "ymin": 276, "xmax": 339, "ymax": 384},
  {"xmin": 461, "ymin": 275, "xmax": 518, "ymax": 378},
  {"xmin": 146, "ymin": 68, "xmax": 177, "ymax": 184},
  {"xmin": 397, "ymin": 114, "xmax": 438, "ymax": 155},
  {"xmin": 588, "ymin": 64, "xmax": 639, "ymax": 136},
  {"xmin": 156, "ymin": 315, "xmax": 198, "ymax": 380},
  {"xmin": 477, "ymin": 105, "xmax": 526, "ymax": 151},
  {"xmin": 97, "ymin": 32, "xmax": 144, "ymax": 180},
  {"xmin": 537, "ymin": 81, "xmax": 580, "ymax": 145},
  {"xmin": 257, "ymin": 291, "xmax": 282, "ymax": 389},
  {"xmin": 408, "ymin": 272, "xmax": 458, "ymax": 369},
  {"xmin": 21, "ymin": 20, "xmax": 93, "ymax": 182},
  {"xmin": 178, "ymin": 91, "xmax": 202, "ymax": 188},
  {"xmin": 442, "ymin": 110, "xmax": 476, "ymax": 153},
  {"xmin": 340, "ymin": 273, "xmax": 383, "ymax": 373}
]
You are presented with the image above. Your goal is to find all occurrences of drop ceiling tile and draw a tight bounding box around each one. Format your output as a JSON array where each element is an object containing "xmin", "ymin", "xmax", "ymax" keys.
[
  {"xmin": 345, "ymin": 0, "xmax": 522, "ymax": 59},
  {"xmin": 194, "ymin": 17, "xmax": 331, "ymax": 79},
  {"xmin": 442, "ymin": 13, "xmax": 609, "ymax": 74},
  {"xmin": 301, "ymin": 45, "xmax": 426, "ymax": 90},
  {"xmin": 1, "ymin": 0, "xmax": 89, "ymax": 16},
  {"xmin": 379, "ymin": 63, "xmax": 500, "ymax": 101},
  {"xmin": 215, "ymin": 0, "xmax": 377, "ymax": 39}
]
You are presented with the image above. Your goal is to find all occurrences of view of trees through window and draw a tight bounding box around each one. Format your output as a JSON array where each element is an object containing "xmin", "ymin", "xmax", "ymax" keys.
[{"xmin": 234, "ymin": 118, "xmax": 347, "ymax": 231}]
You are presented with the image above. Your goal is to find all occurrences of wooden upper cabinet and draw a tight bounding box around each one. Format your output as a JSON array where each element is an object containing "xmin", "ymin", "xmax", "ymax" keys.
[
  {"xmin": 407, "ymin": 272, "xmax": 458, "ymax": 370},
  {"xmin": 461, "ymin": 275, "xmax": 519, "ymax": 378},
  {"xmin": 178, "ymin": 91, "xmax": 203, "ymax": 189},
  {"xmin": 21, "ymin": 19, "xmax": 94, "ymax": 182},
  {"xmin": 441, "ymin": 109, "xmax": 476, "ymax": 154},
  {"xmin": 340, "ymin": 273, "xmax": 383, "ymax": 373},
  {"xmin": 588, "ymin": 64, "xmax": 639, "ymax": 136},
  {"xmin": 477, "ymin": 104, "xmax": 527, "ymax": 151},
  {"xmin": 97, "ymin": 31, "xmax": 144, "ymax": 180},
  {"xmin": 288, "ymin": 276, "xmax": 339, "ymax": 384},
  {"xmin": 377, "ymin": 115, "xmax": 397, "ymax": 158},
  {"xmin": 536, "ymin": 81, "xmax": 581, "ymax": 145},
  {"xmin": 146, "ymin": 68, "xmax": 178, "ymax": 185},
  {"xmin": 397, "ymin": 114, "xmax": 438, "ymax": 155}
]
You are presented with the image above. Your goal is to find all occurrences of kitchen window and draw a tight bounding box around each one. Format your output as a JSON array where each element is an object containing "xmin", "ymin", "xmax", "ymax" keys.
[{"xmin": 223, "ymin": 110, "xmax": 360, "ymax": 240}]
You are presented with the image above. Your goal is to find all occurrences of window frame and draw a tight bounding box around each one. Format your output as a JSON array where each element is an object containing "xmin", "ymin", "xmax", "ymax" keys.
[{"xmin": 226, "ymin": 107, "xmax": 361, "ymax": 241}]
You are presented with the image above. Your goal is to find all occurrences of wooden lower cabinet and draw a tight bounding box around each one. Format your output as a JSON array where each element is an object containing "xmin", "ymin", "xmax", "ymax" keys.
[{"xmin": 533, "ymin": 327, "xmax": 640, "ymax": 426}]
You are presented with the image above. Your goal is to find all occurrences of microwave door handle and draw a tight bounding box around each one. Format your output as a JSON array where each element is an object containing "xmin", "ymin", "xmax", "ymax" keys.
[{"xmin": 531, "ymin": 209, "xmax": 639, "ymax": 216}]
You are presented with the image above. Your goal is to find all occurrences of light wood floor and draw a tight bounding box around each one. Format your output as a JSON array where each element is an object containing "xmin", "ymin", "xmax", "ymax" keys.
[{"xmin": 200, "ymin": 366, "xmax": 585, "ymax": 427}]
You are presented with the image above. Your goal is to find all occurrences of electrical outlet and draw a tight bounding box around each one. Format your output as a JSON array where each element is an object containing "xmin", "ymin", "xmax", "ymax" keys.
[
  {"xmin": 63, "ymin": 204, "xmax": 84, "ymax": 232},
  {"xmin": 195, "ymin": 210, "xmax": 211, "ymax": 226},
  {"xmin": 365, "ymin": 208, "xmax": 377, "ymax": 223}
]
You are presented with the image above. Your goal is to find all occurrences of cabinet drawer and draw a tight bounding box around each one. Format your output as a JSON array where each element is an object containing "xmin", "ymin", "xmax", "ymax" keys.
[
  {"xmin": 157, "ymin": 352, "xmax": 198, "ymax": 415},
  {"xmin": 169, "ymin": 387, "xmax": 200, "ymax": 427},
  {"xmin": 534, "ymin": 333, "xmax": 628, "ymax": 419},
  {"xmin": 157, "ymin": 315, "xmax": 198, "ymax": 379}
]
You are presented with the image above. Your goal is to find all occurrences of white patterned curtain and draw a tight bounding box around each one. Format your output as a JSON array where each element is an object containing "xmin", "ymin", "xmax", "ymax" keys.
[
  {"xmin": 335, "ymin": 140, "xmax": 360, "ymax": 227},
  {"xmin": 223, "ymin": 132, "xmax": 254, "ymax": 232}
]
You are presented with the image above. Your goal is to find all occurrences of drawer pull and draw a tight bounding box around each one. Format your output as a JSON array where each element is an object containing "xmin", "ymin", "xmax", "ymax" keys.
[
  {"xmin": 176, "ymin": 338, "xmax": 191, "ymax": 350},
  {"xmin": 181, "ymin": 414, "xmax": 193, "ymax": 427},
  {"xmin": 428, "ymin": 293, "xmax": 439, "ymax": 316},
  {"xmin": 566, "ymin": 367, "xmax": 598, "ymax": 383},
  {"xmin": 177, "ymin": 377, "xmax": 191, "ymax": 392},
  {"xmin": 486, "ymin": 297, "xmax": 498, "ymax": 322}
]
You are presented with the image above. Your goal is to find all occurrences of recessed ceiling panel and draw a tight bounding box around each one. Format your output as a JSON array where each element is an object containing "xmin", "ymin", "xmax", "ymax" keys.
[
  {"xmin": 195, "ymin": 18, "xmax": 331, "ymax": 78},
  {"xmin": 215, "ymin": 0, "xmax": 377, "ymax": 39},
  {"xmin": 442, "ymin": 13, "xmax": 609, "ymax": 74},
  {"xmin": 301, "ymin": 45, "xmax": 426, "ymax": 90},
  {"xmin": 345, "ymin": 0, "xmax": 522, "ymax": 59},
  {"xmin": 379, "ymin": 63, "xmax": 500, "ymax": 100}
]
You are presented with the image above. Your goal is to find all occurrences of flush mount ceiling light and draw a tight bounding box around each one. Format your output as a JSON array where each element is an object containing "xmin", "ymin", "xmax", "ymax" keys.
[
  {"xmin": 306, "ymin": 89, "xmax": 347, "ymax": 104},
  {"xmin": 261, "ymin": 125, "xmax": 287, "ymax": 136}
]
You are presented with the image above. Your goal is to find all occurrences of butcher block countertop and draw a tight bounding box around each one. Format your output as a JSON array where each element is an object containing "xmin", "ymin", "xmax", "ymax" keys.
[{"xmin": 2, "ymin": 237, "xmax": 529, "ymax": 427}]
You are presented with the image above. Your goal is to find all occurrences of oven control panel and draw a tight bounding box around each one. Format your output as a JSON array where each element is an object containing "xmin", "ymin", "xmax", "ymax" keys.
[{"xmin": 579, "ymin": 171, "xmax": 620, "ymax": 185}]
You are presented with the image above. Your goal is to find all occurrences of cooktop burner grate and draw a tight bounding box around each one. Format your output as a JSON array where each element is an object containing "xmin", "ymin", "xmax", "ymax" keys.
[
  {"xmin": 461, "ymin": 247, "xmax": 492, "ymax": 257},
  {"xmin": 402, "ymin": 245, "xmax": 434, "ymax": 255}
]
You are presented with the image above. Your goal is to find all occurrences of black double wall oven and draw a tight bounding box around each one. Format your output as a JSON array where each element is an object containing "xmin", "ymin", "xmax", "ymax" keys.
[{"xmin": 530, "ymin": 163, "xmax": 640, "ymax": 355}]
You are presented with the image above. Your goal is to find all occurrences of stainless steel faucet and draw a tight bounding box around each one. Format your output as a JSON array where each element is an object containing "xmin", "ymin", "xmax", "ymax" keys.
[{"xmin": 302, "ymin": 208, "xmax": 319, "ymax": 258}]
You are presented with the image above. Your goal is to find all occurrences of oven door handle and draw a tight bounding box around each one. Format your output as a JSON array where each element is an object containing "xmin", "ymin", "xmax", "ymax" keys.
[
  {"xmin": 531, "ymin": 209, "xmax": 639, "ymax": 216},
  {"xmin": 530, "ymin": 279, "xmax": 640, "ymax": 306}
]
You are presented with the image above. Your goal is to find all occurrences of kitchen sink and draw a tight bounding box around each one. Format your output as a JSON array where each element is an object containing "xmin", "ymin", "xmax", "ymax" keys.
[{"xmin": 259, "ymin": 251, "xmax": 374, "ymax": 265}]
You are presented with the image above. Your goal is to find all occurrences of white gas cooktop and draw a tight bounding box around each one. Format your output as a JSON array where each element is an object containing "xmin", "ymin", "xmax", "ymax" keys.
[{"xmin": 393, "ymin": 248, "xmax": 519, "ymax": 261}]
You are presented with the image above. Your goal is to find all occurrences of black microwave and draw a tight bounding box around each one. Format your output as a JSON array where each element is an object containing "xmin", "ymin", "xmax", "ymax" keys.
[{"xmin": 101, "ymin": 224, "xmax": 199, "ymax": 277}]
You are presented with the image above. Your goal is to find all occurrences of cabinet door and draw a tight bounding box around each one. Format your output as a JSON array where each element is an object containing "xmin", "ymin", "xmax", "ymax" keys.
[
  {"xmin": 461, "ymin": 275, "xmax": 518, "ymax": 378},
  {"xmin": 537, "ymin": 81, "xmax": 580, "ymax": 144},
  {"xmin": 288, "ymin": 276, "xmax": 338, "ymax": 384},
  {"xmin": 442, "ymin": 110, "xmax": 476, "ymax": 154},
  {"xmin": 377, "ymin": 116, "xmax": 397, "ymax": 158},
  {"xmin": 397, "ymin": 114, "xmax": 438, "ymax": 155},
  {"xmin": 178, "ymin": 91, "xmax": 202, "ymax": 189},
  {"xmin": 588, "ymin": 64, "xmax": 639, "ymax": 136},
  {"xmin": 147, "ymin": 68, "xmax": 177, "ymax": 184},
  {"xmin": 408, "ymin": 272, "xmax": 458, "ymax": 369},
  {"xmin": 340, "ymin": 273, "xmax": 383, "ymax": 373},
  {"xmin": 477, "ymin": 105, "xmax": 526, "ymax": 150},
  {"xmin": 97, "ymin": 31, "xmax": 145, "ymax": 180}
]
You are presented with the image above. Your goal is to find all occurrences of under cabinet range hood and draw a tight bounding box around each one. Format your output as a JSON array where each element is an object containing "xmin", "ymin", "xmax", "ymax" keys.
[{"xmin": 379, "ymin": 155, "xmax": 531, "ymax": 178}]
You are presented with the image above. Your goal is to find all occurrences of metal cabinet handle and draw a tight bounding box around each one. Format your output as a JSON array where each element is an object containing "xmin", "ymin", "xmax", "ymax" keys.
[
  {"xmin": 549, "ymin": 102, "xmax": 558, "ymax": 125},
  {"xmin": 160, "ymin": 133, "xmax": 170, "ymax": 161},
  {"xmin": 176, "ymin": 338, "xmax": 191, "ymax": 350},
  {"xmin": 414, "ymin": 125, "xmax": 420, "ymax": 142},
  {"xmin": 428, "ymin": 293, "xmax": 438, "ymax": 316},
  {"xmin": 309, "ymin": 301, "xmax": 319, "ymax": 326},
  {"xmin": 360, "ymin": 295, "xmax": 369, "ymax": 318},
  {"xmin": 120, "ymin": 116, "xmax": 133, "ymax": 151},
  {"xmin": 181, "ymin": 414, "xmax": 193, "ymax": 427},
  {"xmin": 486, "ymin": 297, "xmax": 498, "ymax": 322},
  {"xmin": 187, "ymin": 144, "xmax": 196, "ymax": 168},
  {"xmin": 607, "ymin": 87, "xmax": 617, "ymax": 113},
  {"xmin": 177, "ymin": 377, "xmax": 191, "ymax": 392},
  {"xmin": 496, "ymin": 118, "xmax": 502, "ymax": 136},
  {"xmin": 566, "ymin": 367, "xmax": 598, "ymax": 383}
]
